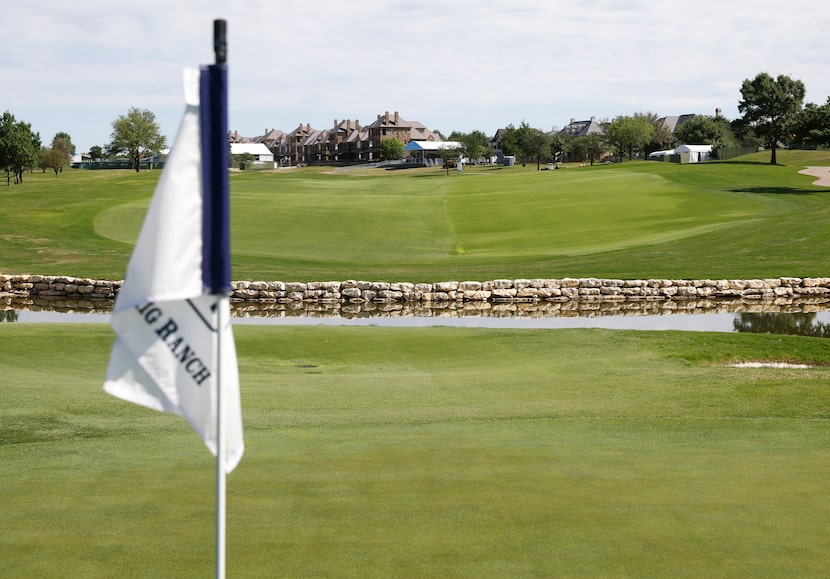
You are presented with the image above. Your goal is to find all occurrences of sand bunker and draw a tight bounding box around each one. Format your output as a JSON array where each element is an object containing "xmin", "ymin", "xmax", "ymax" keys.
[{"xmin": 798, "ymin": 166, "xmax": 830, "ymax": 187}]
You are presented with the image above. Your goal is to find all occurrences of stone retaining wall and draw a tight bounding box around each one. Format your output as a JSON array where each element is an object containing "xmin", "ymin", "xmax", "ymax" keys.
[{"xmin": 4, "ymin": 274, "xmax": 830, "ymax": 304}]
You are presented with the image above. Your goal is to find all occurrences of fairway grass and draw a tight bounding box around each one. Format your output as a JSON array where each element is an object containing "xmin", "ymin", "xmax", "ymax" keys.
[
  {"xmin": 3, "ymin": 324, "xmax": 830, "ymax": 576},
  {"xmin": 3, "ymin": 150, "xmax": 830, "ymax": 280}
]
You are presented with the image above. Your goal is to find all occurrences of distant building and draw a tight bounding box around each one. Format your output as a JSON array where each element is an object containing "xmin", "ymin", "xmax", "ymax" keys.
[
  {"xmin": 558, "ymin": 117, "xmax": 605, "ymax": 138},
  {"xmin": 233, "ymin": 111, "xmax": 441, "ymax": 166}
]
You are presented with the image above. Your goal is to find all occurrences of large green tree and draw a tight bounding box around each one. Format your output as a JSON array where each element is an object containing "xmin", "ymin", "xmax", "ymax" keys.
[
  {"xmin": 522, "ymin": 127, "xmax": 552, "ymax": 171},
  {"xmin": 572, "ymin": 133, "xmax": 608, "ymax": 166},
  {"xmin": 738, "ymin": 72, "xmax": 805, "ymax": 165},
  {"xmin": 89, "ymin": 145, "xmax": 104, "ymax": 163},
  {"xmin": 605, "ymin": 114, "xmax": 654, "ymax": 162},
  {"xmin": 0, "ymin": 111, "xmax": 40, "ymax": 185},
  {"xmin": 107, "ymin": 107, "xmax": 166, "ymax": 172},
  {"xmin": 499, "ymin": 124, "xmax": 520, "ymax": 158},
  {"xmin": 792, "ymin": 98, "xmax": 830, "ymax": 149},
  {"xmin": 450, "ymin": 130, "xmax": 489, "ymax": 163},
  {"xmin": 675, "ymin": 115, "xmax": 737, "ymax": 150}
]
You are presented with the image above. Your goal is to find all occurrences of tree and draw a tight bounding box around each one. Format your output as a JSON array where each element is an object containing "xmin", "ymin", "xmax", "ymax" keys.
[
  {"xmin": 605, "ymin": 115, "xmax": 654, "ymax": 162},
  {"xmin": 572, "ymin": 133, "xmax": 608, "ymax": 166},
  {"xmin": 53, "ymin": 132, "xmax": 75, "ymax": 157},
  {"xmin": 89, "ymin": 145, "xmax": 103, "ymax": 163},
  {"xmin": 675, "ymin": 115, "xmax": 736, "ymax": 151},
  {"xmin": 451, "ymin": 130, "xmax": 488, "ymax": 163},
  {"xmin": 0, "ymin": 111, "xmax": 40, "ymax": 185},
  {"xmin": 520, "ymin": 127, "xmax": 551, "ymax": 170},
  {"xmin": 107, "ymin": 107, "xmax": 167, "ymax": 172},
  {"xmin": 514, "ymin": 121, "xmax": 536, "ymax": 166},
  {"xmin": 738, "ymin": 72, "xmax": 805, "ymax": 165},
  {"xmin": 548, "ymin": 133, "xmax": 566, "ymax": 165},
  {"xmin": 379, "ymin": 137, "xmax": 404, "ymax": 161},
  {"xmin": 42, "ymin": 147, "xmax": 69, "ymax": 177},
  {"xmin": 792, "ymin": 98, "xmax": 830, "ymax": 149},
  {"xmin": 436, "ymin": 143, "xmax": 462, "ymax": 175},
  {"xmin": 42, "ymin": 133, "xmax": 74, "ymax": 176},
  {"xmin": 499, "ymin": 124, "xmax": 520, "ymax": 158},
  {"xmin": 642, "ymin": 112, "xmax": 675, "ymax": 155}
]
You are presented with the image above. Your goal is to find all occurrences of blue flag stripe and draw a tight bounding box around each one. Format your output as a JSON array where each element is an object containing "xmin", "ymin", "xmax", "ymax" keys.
[{"xmin": 199, "ymin": 64, "xmax": 231, "ymax": 294}]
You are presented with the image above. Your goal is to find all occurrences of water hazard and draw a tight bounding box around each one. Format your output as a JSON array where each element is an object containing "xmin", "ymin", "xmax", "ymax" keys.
[{"xmin": 4, "ymin": 295, "xmax": 830, "ymax": 337}]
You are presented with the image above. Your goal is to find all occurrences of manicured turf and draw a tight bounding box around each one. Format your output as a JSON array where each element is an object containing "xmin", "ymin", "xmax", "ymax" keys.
[
  {"xmin": 2, "ymin": 324, "xmax": 830, "ymax": 576},
  {"xmin": 5, "ymin": 152, "xmax": 830, "ymax": 576},
  {"xmin": 3, "ymin": 150, "xmax": 830, "ymax": 281}
]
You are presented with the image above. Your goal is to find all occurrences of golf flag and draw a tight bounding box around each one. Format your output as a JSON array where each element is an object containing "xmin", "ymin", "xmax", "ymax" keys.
[{"xmin": 104, "ymin": 65, "xmax": 243, "ymax": 473}]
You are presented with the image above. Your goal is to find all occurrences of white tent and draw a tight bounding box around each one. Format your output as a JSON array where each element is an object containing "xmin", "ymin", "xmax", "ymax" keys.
[
  {"xmin": 229, "ymin": 143, "xmax": 274, "ymax": 162},
  {"xmin": 648, "ymin": 149, "xmax": 675, "ymax": 160},
  {"xmin": 675, "ymin": 144, "xmax": 712, "ymax": 163}
]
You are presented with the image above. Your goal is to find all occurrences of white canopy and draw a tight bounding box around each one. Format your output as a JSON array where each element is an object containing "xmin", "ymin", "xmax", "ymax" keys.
[{"xmin": 403, "ymin": 140, "xmax": 463, "ymax": 151}]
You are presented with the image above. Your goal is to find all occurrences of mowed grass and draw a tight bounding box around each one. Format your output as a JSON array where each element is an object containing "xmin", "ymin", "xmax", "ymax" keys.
[
  {"xmin": 2, "ymin": 324, "xmax": 830, "ymax": 576},
  {"xmin": 5, "ymin": 152, "xmax": 830, "ymax": 577},
  {"xmin": 3, "ymin": 149, "xmax": 830, "ymax": 281}
]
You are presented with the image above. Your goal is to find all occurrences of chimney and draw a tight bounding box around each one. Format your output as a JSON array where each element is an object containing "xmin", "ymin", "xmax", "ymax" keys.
[
  {"xmin": 306, "ymin": 123, "xmax": 310, "ymax": 132},
  {"xmin": 355, "ymin": 119, "xmax": 360, "ymax": 131},
  {"xmin": 590, "ymin": 116, "xmax": 596, "ymax": 122},
  {"xmin": 570, "ymin": 118, "xmax": 575, "ymax": 124},
  {"xmin": 347, "ymin": 119, "xmax": 351, "ymax": 132},
  {"xmin": 394, "ymin": 111, "xmax": 399, "ymax": 125},
  {"xmin": 385, "ymin": 111, "xmax": 389, "ymax": 124},
  {"xmin": 715, "ymin": 108, "xmax": 722, "ymax": 118},
  {"xmin": 334, "ymin": 119, "xmax": 338, "ymax": 127}
]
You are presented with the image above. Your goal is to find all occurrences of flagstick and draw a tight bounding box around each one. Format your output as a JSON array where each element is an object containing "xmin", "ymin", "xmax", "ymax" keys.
[
  {"xmin": 215, "ymin": 293, "xmax": 227, "ymax": 579},
  {"xmin": 211, "ymin": 20, "xmax": 229, "ymax": 579}
]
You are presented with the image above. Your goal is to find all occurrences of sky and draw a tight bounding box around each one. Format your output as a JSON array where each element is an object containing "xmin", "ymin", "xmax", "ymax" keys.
[{"xmin": 4, "ymin": 0, "xmax": 828, "ymax": 153}]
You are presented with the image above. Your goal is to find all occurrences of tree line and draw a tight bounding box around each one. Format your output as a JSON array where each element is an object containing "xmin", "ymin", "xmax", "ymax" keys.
[
  {"xmin": 3, "ymin": 71, "xmax": 829, "ymax": 184},
  {"xmin": 392, "ymin": 72, "xmax": 830, "ymax": 170},
  {"xmin": 0, "ymin": 106, "xmax": 166, "ymax": 185}
]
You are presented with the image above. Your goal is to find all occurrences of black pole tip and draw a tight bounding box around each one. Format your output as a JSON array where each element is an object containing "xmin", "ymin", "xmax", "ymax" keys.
[{"xmin": 214, "ymin": 19, "xmax": 227, "ymax": 65}]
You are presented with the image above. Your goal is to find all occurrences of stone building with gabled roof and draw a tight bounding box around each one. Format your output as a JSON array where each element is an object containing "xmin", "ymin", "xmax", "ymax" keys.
[
  {"xmin": 364, "ymin": 111, "xmax": 441, "ymax": 161},
  {"xmin": 558, "ymin": 117, "xmax": 605, "ymax": 138},
  {"xmin": 234, "ymin": 111, "xmax": 441, "ymax": 166}
]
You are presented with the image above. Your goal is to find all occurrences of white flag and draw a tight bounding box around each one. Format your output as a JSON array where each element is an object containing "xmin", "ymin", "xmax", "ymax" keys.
[{"xmin": 104, "ymin": 69, "xmax": 243, "ymax": 473}]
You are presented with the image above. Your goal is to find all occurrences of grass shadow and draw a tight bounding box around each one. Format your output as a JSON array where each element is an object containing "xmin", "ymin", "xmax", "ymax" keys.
[
  {"xmin": 715, "ymin": 160, "xmax": 772, "ymax": 166},
  {"xmin": 729, "ymin": 186, "xmax": 818, "ymax": 195}
]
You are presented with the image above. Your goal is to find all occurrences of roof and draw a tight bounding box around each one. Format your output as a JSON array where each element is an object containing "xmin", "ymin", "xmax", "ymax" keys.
[
  {"xmin": 559, "ymin": 118, "xmax": 604, "ymax": 137},
  {"xmin": 230, "ymin": 143, "xmax": 272, "ymax": 156},
  {"xmin": 403, "ymin": 140, "xmax": 463, "ymax": 151},
  {"xmin": 660, "ymin": 114, "xmax": 697, "ymax": 133},
  {"xmin": 675, "ymin": 144, "xmax": 712, "ymax": 153}
]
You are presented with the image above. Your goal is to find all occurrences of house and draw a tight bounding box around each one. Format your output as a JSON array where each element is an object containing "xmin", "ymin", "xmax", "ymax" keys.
[
  {"xmin": 365, "ymin": 111, "xmax": 441, "ymax": 161},
  {"xmin": 237, "ymin": 111, "xmax": 438, "ymax": 166},
  {"xmin": 658, "ymin": 114, "xmax": 698, "ymax": 134},
  {"xmin": 558, "ymin": 117, "xmax": 605, "ymax": 138}
]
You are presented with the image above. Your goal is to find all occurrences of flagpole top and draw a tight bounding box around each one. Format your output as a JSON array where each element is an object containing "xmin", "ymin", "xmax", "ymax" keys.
[{"xmin": 214, "ymin": 20, "xmax": 227, "ymax": 65}]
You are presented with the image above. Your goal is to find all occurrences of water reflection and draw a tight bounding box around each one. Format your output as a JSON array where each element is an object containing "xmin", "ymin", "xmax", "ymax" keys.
[
  {"xmin": 5, "ymin": 294, "xmax": 830, "ymax": 336},
  {"xmin": 734, "ymin": 312, "xmax": 830, "ymax": 338},
  {"xmin": 1, "ymin": 309, "xmax": 19, "ymax": 322}
]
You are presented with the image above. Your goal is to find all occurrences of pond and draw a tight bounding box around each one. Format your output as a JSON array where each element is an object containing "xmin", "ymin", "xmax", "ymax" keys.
[{"xmin": 4, "ymin": 296, "xmax": 830, "ymax": 337}]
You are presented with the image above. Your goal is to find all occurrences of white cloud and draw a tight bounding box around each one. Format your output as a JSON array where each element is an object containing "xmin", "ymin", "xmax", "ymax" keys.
[{"xmin": 4, "ymin": 0, "xmax": 829, "ymax": 150}]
